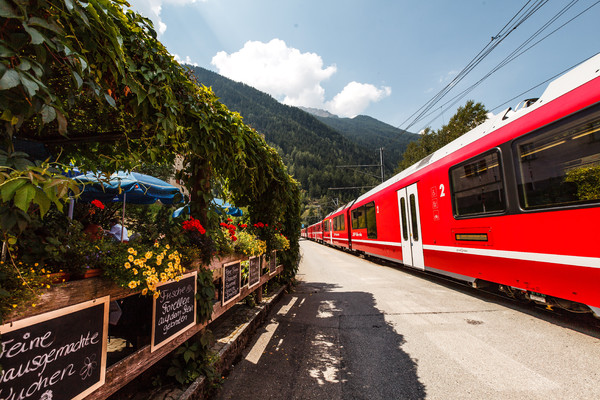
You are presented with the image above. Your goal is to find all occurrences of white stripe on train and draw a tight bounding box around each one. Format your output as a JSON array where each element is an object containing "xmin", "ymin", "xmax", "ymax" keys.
[{"xmin": 348, "ymin": 240, "xmax": 600, "ymax": 268}]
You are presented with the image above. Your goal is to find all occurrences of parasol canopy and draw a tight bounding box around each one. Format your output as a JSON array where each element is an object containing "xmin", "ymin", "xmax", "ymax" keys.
[
  {"xmin": 75, "ymin": 171, "xmax": 182, "ymax": 204},
  {"xmin": 73, "ymin": 171, "xmax": 182, "ymax": 242},
  {"xmin": 172, "ymin": 198, "xmax": 243, "ymax": 218}
]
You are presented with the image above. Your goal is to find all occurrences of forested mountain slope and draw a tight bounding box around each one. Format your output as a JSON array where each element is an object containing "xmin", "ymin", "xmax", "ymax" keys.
[
  {"xmin": 189, "ymin": 66, "xmax": 382, "ymax": 202},
  {"xmin": 306, "ymin": 112, "xmax": 419, "ymax": 174}
]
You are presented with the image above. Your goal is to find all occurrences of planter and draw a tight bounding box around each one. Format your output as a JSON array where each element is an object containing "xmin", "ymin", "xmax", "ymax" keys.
[
  {"xmin": 82, "ymin": 268, "xmax": 103, "ymax": 278},
  {"xmin": 47, "ymin": 272, "xmax": 71, "ymax": 284}
]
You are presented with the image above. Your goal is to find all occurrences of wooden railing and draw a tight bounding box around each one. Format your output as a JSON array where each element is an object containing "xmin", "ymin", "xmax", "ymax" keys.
[{"xmin": 3, "ymin": 253, "xmax": 283, "ymax": 400}]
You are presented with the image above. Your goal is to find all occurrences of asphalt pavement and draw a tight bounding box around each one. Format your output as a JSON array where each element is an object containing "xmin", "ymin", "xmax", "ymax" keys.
[{"xmin": 212, "ymin": 240, "xmax": 600, "ymax": 399}]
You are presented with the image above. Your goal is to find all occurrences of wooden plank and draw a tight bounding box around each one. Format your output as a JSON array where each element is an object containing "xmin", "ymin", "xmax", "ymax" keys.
[
  {"xmin": 84, "ymin": 265, "xmax": 282, "ymax": 400},
  {"xmin": 5, "ymin": 277, "xmax": 133, "ymax": 322},
  {"xmin": 5, "ymin": 254, "xmax": 247, "ymax": 322}
]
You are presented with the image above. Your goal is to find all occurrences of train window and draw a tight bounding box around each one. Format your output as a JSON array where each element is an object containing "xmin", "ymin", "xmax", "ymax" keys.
[
  {"xmin": 340, "ymin": 215, "xmax": 345, "ymax": 231},
  {"xmin": 409, "ymin": 194, "xmax": 419, "ymax": 241},
  {"xmin": 400, "ymin": 197, "xmax": 409, "ymax": 241},
  {"xmin": 334, "ymin": 215, "xmax": 345, "ymax": 231},
  {"xmin": 450, "ymin": 150, "xmax": 506, "ymax": 217},
  {"xmin": 365, "ymin": 202, "xmax": 377, "ymax": 239},
  {"xmin": 351, "ymin": 206, "xmax": 366, "ymax": 230},
  {"xmin": 514, "ymin": 118, "xmax": 600, "ymax": 209}
]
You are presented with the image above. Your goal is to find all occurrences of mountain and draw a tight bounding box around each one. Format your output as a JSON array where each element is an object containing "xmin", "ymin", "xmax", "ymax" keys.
[
  {"xmin": 188, "ymin": 66, "xmax": 416, "ymax": 210},
  {"xmin": 299, "ymin": 108, "xmax": 418, "ymax": 173}
]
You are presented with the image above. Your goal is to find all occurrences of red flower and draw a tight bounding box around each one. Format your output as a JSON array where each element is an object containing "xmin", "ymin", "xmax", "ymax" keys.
[
  {"xmin": 91, "ymin": 199, "xmax": 105, "ymax": 210},
  {"xmin": 183, "ymin": 217, "xmax": 206, "ymax": 235}
]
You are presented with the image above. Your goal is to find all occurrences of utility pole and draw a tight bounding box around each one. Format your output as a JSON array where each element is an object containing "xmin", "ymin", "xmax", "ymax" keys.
[
  {"xmin": 379, "ymin": 147, "xmax": 384, "ymax": 183},
  {"xmin": 332, "ymin": 148, "xmax": 386, "ymax": 192}
]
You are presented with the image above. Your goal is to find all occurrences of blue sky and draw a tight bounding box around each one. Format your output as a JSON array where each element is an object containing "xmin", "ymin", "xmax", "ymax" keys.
[{"xmin": 126, "ymin": 0, "xmax": 600, "ymax": 133}]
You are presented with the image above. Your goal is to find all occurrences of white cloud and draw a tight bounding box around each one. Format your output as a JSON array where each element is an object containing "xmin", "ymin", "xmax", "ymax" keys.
[
  {"xmin": 174, "ymin": 54, "xmax": 199, "ymax": 67},
  {"xmin": 326, "ymin": 82, "xmax": 391, "ymax": 118},
  {"xmin": 212, "ymin": 39, "xmax": 336, "ymax": 108},
  {"xmin": 127, "ymin": 0, "xmax": 205, "ymax": 35},
  {"xmin": 439, "ymin": 69, "xmax": 459, "ymax": 84},
  {"xmin": 212, "ymin": 39, "xmax": 391, "ymax": 117}
]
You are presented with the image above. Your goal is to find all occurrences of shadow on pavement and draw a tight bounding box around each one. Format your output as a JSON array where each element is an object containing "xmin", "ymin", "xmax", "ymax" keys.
[{"xmin": 213, "ymin": 282, "xmax": 426, "ymax": 400}]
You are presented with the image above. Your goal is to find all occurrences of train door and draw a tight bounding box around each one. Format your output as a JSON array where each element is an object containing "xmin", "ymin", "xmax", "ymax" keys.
[{"xmin": 397, "ymin": 183, "xmax": 424, "ymax": 270}]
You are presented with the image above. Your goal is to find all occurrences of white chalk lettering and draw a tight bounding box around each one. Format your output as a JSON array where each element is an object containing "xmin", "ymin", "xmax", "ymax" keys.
[
  {"xmin": 0, "ymin": 331, "xmax": 100, "ymax": 384},
  {"xmin": 0, "ymin": 364, "xmax": 76, "ymax": 400},
  {"xmin": 1, "ymin": 331, "xmax": 54, "ymax": 360}
]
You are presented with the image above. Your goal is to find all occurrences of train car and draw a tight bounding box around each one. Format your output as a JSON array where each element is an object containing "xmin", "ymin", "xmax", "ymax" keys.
[
  {"xmin": 322, "ymin": 214, "xmax": 332, "ymax": 244},
  {"xmin": 307, "ymin": 221, "xmax": 324, "ymax": 242},
  {"xmin": 323, "ymin": 204, "xmax": 353, "ymax": 249},
  {"xmin": 305, "ymin": 223, "xmax": 315, "ymax": 240},
  {"xmin": 341, "ymin": 54, "xmax": 600, "ymax": 316}
]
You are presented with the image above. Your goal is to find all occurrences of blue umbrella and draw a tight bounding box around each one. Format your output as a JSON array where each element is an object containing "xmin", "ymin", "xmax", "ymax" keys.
[
  {"xmin": 76, "ymin": 171, "xmax": 182, "ymax": 204},
  {"xmin": 74, "ymin": 171, "xmax": 182, "ymax": 241},
  {"xmin": 172, "ymin": 198, "xmax": 243, "ymax": 218},
  {"xmin": 213, "ymin": 198, "xmax": 243, "ymax": 217}
]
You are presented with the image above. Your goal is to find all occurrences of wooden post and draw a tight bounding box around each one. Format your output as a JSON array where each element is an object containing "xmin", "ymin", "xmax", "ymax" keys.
[{"xmin": 256, "ymin": 284, "xmax": 263, "ymax": 303}]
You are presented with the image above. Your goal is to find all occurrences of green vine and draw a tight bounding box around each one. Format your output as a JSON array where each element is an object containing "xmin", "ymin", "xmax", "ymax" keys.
[{"xmin": 0, "ymin": 0, "xmax": 301, "ymax": 322}]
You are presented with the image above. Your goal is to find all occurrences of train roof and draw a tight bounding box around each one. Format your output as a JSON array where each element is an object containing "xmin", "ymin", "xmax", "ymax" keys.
[
  {"xmin": 351, "ymin": 53, "xmax": 600, "ymax": 207},
  {"xmin": 324, "ymin": 199, "xmax": 356, "ymax": 219}
]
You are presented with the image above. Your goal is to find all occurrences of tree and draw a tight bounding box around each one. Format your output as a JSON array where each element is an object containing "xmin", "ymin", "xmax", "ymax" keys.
[
  {"xmin": 0, "ymin": 0, "xmax": 302, "ymax": 271},
  {"xmin": 396, "ymin": 100, "xmax": 488, "ymax": 172}
]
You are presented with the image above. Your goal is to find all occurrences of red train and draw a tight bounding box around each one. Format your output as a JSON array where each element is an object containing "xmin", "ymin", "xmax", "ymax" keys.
[{"xmin": 302, "ymin": 54, "xmax": 600, "ymax": 317}]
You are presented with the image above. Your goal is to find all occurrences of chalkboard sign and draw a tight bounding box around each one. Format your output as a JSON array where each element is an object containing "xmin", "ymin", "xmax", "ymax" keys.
[
  {"xmin": 0, "ymin": 297, "xmax": 109, "ymax": 400},
  {"xmin": 269, "ymin": 250, "xmax": 277, "ymax": 275},
  {"xmin": 248, "ymin": 256, "xmax": 260, "ymax": 288},
  {"xmin": 151, "ymin": 271, "xmax": 197, "ymax": 352},
  {"xmin": 222, "ymin": 261, "xmax": 241, "ymax": 306}
]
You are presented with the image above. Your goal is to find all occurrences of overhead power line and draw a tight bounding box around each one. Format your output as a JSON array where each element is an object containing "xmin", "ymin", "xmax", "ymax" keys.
[
  {"xmin": 400, "ymin": 0, "xmax": 551, "ymax": 132},
  {"xmin": 416, "ymin": 0, "xmax": 600, "ymax": 130}
]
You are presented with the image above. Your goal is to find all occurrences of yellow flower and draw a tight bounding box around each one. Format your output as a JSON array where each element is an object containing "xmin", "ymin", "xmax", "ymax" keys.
[
  {"xmin": 165, "ymin": 244, "xmax": 170, "ymax": 249},
  {"xmin": 12, "ymin": 304, "xmax": 17, "ymax": 308},
  {"xmin": 124, "ymin": 262, "xmax": 131, "ymax": 269},
  {"xmin": 153, "ymin": 291, "xmax": 160, "ymax": 299},
  {"xmin": 156, "ymin": 259, "xmax": 162, "ymax": 266},
  {"xmin": 142, "ymin": 288, "xmax": 148, "ymax": 295},
  {"xmin": 133, "ymin": 268, "xmax": 138, "ymax": 275},
  {"xmin": 145, "ymin": 251, "xmax": 153, "ymax": 259},
  {"xmin": 128, "ymin": 247, "xmax": 135, "ymax": 254},
  {"xmin": 34, "ymin": 263, "xmax": 39, "ymax": 267},
  {"xmin": 160, "ymin": 273, "xmax": 167, "ymax": 281},
  {"xmin": 153, "ymin": 242, "xmax": 160, "ymax": 248},
  {"xmin": 128, "ymin": 281, "xmax": 137, "ymax": 289},
  {"xmin": 128, "ymin": 255, "xmax": 134, "ymax": 262}
]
